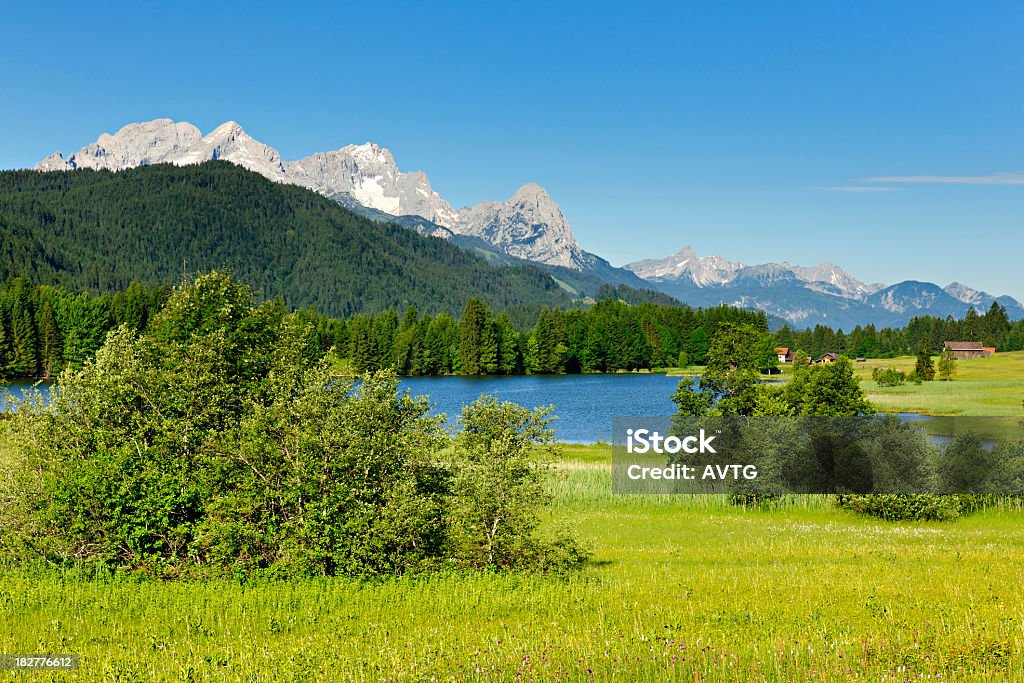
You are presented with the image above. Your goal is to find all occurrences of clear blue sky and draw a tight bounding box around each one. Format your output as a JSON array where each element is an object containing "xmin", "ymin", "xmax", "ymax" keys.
[{"xmin": 3, "ymin": 2, "xmax": 1022, "ymax": 298}]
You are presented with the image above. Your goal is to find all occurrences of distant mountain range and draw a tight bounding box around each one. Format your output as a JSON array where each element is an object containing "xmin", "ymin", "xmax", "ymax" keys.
[
  {"xmin": 624, "ymin": 246, "xmax": 1024, "ymax": 329},
  {"xmin": 35, "ymin": 119, "xmax": 1024, "ymax": 329}
]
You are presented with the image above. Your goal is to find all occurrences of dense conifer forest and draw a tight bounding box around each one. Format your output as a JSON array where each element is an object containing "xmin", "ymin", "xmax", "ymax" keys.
[
  {"xmin": 0, "ymin": 162, "xmax": 572, "ymax": 317},
  {"xmin": 4, "ymin": 271, "xmax": 1020, "ymax": 382},
  {"xmin": 0, "ymin": 275, "xmax": 767, "ymax": 379}
]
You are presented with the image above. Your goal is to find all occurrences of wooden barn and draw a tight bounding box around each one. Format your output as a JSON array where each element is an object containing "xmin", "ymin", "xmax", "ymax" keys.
[{"xmin": 942, "ymin": 341, "xmax": 994, "ymax": 360}]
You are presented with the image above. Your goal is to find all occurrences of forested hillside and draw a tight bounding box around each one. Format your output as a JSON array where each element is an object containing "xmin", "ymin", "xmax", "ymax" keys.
[{"xmin": 0, "ymin": 162, "xmax": 571, "ymax": 317}]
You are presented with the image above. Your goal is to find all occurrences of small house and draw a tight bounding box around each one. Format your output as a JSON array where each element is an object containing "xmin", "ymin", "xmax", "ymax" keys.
[
  {"xmin": 942, "ymin": 341, "xmax": 993, "ymax": 360},
  {"xmin": 816, "ymin": 353, "xmax": 839, "ymax": 365},
  {"xmin": 776, "ymin": 347, "xmax": 789, "ymax": 363}
]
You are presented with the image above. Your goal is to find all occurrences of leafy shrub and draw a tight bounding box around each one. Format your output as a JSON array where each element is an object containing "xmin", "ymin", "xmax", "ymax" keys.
[
  {"xmin": 834, "ymin": 494, "xmax": 982, "ymax": 521},
  {"xmin": 447, "ymin": 397, "xmax": 589, "ymax": 572},
  {"xmin": 871, "ymin": 367, "xmax": 906, "ymax": 387},
  {"xmin": 1, "ymin": 272, "xmax": 587, "ymax": 578}
]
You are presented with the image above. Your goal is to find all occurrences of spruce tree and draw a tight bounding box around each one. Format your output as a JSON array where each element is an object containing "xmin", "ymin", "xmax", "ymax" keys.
[
  {"xmin": 10, "ymin": 294, "xmax": 39, "ymax": 377},
  {"xmin": 37, "ymin": 298, "xmax": 63, "ymax": 378},
  {"xmin": 495, "ymin": 313, "xmax": 521, "ymax": 375},
  {"xmin": 688, "ymin": 327, "xmax": 709, "ymax": 365},
  {"xmin": 915, "ymin": 342, "xmax": 936, "ymax": 381},
  {"xmin": 459, "ymin": 298, "xmax": 497, "ymax": 375}
]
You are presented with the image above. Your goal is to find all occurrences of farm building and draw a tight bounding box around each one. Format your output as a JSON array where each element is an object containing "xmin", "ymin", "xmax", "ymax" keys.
[
  {"xmin": 816, "ymin": 353, "xmax": 839, "ymax": 364},
  {"xmin": 776, "ymin": 347, "xmax": 789, "ymax": 363},
  {"xmin": 942, "ymin": 341, "xmax": 994, "ymax": 360}
]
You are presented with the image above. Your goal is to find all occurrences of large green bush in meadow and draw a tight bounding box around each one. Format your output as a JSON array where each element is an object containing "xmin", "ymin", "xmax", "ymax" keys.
[{"xmin": 1, "ymin": 272, "xmax": 585, "ymax": 578}]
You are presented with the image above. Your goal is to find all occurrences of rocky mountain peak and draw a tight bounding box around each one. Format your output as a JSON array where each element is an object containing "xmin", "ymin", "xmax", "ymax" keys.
[
  {"xmin": 944, "ymin": 281, "xmax": 982, "ymax": 305},
  {"xmin": 36, "ymin": 118, "xmax": 202, "ymax": 171},
  {"xmin": 33, "ymin": 117, "xmax": 589, "ymax": 270},
  {"xmin": 173, "ymin": 121, "xmax": 287, "ymax": 178},
  {"xmin": 344, "ymin": 142, "xmax": 396, "ymax": 168},
  {"xmin": 511, "ymin": 182, "xmax": 548, "ymax": 199},
  {"xmin": 624, "ymin": 245, "xmax": 742, "ymax": 285},
  {"xmin": 452, "ymin": 185, "xmax": 588, "ymax": 270}
]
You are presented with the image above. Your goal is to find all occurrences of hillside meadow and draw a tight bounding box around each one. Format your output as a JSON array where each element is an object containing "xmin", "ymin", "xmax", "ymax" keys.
[{"xmin": 2, "ymin": 440, "xmax": 1022, "ymax": 682}]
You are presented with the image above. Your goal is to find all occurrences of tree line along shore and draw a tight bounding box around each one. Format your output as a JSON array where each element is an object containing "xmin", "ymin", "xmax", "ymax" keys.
[{"xmin": 2, "ymin": 274, "xmax": 1022, "ymax": 382}]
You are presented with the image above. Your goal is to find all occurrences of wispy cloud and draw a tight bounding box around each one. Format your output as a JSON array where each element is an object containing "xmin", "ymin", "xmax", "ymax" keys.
[
  {"xmin": 861, "ymin": 172, "xmax": 1024, "ymax": 185},
  {"xmin": 822, "ymin": 185, "xmax": 896, "ymax": 193}
]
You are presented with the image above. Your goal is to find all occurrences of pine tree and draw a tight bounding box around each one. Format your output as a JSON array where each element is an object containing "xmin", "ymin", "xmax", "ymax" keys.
[
  {"xmin": 10, "ymin": 292, "xmax": 39, "ymax": 377},
  {"xmin": 982, "ymin": 301, "xmax": 1009, "ymax": 348},
  {"xmin": 37, "ymin": 298, "xmax": 63, "ymax": 378},
  {"xmin": 495, "ymin": 313, "xmax": 521, "ymax": 375},
  {"xmin": 459, "ymin": 298, "xmax": 497, "ymax": 375},
  {"xmin": 347, "ymin": 315, "xmax": 376, "ymax": 372},
  {"xmin": 0, "ymin": 310, "xmax": 10, "ymax": 378},
  {"xmin": 688, "ymin": 327, "xmax": 709, "ymax": 365},
  {"xmin": 963, "ymin": 307, "xmax": 980, "ymax": 341},
  {"xmin": 915, "ymin": 342, "xmax": 936, "ymax": 381}
]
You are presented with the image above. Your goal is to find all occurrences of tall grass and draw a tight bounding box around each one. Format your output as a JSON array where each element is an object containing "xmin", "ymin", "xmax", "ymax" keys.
[
  {"xmin": 855, "ymin": 350, "xmax": 1024, "ymax": 416},
  {"xmin": 2, "ymin": 445, "xmax": 1023, "ymax": 681}
]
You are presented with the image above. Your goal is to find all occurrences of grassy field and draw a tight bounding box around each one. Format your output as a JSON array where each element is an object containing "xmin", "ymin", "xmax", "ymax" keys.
[
  {"xmin": 853, "ymin": 351, "xmax": 1024, "ymax": 417},
  {"xmin": 2, "ymin": 442, "xmax": 1023, "ymax": 681}
]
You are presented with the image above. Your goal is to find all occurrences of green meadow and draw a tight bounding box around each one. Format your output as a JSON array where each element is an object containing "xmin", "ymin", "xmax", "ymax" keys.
[
  {"xmin": 2, "ymin": 442, "xmax": 1023, "ymax": 682},
  {"xmin": 854, "ymin": 351, "xmax": 1024, "ymax": 417}
]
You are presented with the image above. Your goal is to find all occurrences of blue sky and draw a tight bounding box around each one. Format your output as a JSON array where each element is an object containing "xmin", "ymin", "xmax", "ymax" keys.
[{"xmin": 3, "ymin": 2, "xmax": 1023, "ymax": 298}]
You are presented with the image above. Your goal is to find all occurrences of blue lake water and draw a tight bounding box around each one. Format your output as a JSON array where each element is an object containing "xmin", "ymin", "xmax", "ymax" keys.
[
  {"xmin": 3, "ymin": 374, "xmax": 692, "ymax": 444},
  {"xmin": 400, "ymin": 374, "xmax": 691, "ymax": 442},
  {"xmin": 6, "ymin": 375, "xmax": 972, "ymax": 445}
]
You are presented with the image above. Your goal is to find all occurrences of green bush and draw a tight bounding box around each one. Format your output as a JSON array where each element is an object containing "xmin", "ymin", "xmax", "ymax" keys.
[
  {"xmin": 834, "ymin": 494, "xmax": 982, "ymax": 521},
  {"xmin": 1, "ymin": 272, "xmax": 587, "ymax": 578},
  {"xmin": 447, "ymin": 396, "xmax": 588, "ymax": 572},
  {"xmin": 871, "ymin": 367, "xmax": 906, "ymax": 387}
]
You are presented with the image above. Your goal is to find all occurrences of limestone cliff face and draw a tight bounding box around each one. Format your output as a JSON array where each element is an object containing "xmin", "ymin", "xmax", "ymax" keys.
[{"xmin": 452, "ymin": 184, "xmax": 587, "ymax": 270}]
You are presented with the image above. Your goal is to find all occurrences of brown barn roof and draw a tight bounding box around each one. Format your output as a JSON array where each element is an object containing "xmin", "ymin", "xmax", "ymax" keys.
[{"xmin": 943, "ymin": 341, "xmax": 984, "ymax": 351}]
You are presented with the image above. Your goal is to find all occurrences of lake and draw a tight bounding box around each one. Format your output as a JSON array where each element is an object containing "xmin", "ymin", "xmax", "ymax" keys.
[
  {"xmin": 401, "ymin": 374, "xmax": 690, "ymax": 442},
  {"xmin": 7, "ymin": 375, "xmax": 981, "ymax": 445},
  {"xmin": 3, "ymin": 374, "xmax": 691, "ymax": 443}
]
